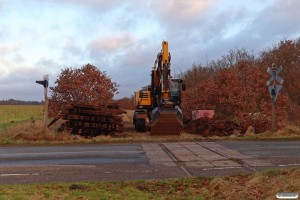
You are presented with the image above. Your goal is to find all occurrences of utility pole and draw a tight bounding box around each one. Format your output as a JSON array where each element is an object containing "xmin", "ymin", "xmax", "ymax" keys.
[
  {"xmin": 36, "ymin": 75, "xmax": 49, "ymax": 129},
  {"xmin": 266, "ymin": 64, "xmax": 284, "ymax": 132}
]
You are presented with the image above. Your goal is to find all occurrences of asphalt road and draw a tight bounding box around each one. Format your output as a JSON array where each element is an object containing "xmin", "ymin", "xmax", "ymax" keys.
[
  {"xmin": 0, "ymin": 144, "xmax": 147, "ymax": 166},
  {"xmin": 0, "ymin": 141, "xmax": 300, "ymax": 184},
  {"xmin": 219, "ymin": 141, "xmax": 300, "ymax": 157}
]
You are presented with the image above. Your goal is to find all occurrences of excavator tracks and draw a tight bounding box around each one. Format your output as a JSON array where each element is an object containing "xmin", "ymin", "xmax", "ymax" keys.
[{"xmin": 150, "ymin": 108, "xmax": 183, "ymax": 135}]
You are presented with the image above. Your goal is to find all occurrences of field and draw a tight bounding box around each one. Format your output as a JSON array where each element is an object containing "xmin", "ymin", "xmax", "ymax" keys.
[{"xmin": 0, "ymin": 105, "xmax": 43, "ymax": 132}]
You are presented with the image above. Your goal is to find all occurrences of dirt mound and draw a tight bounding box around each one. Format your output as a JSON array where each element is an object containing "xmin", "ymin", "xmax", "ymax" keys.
[
  {"xmin": 122, "ymin": 110, "xmax": 134, "ymax": 123},
  {"xmin": 184, "ymin": 117, "xmax": 247, "ymax": 137}
]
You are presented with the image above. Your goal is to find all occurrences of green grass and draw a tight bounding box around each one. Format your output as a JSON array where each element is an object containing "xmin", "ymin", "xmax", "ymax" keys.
[
  {"xmin": 0, "ymin": 105, "xmax": 43, "ymax": 132},
  {"xmin": 0, "ymin": 168, "xmax": 300, "ymax": 200},
  {"xmin": 0, "ymin": 177, "xmax": 209, "ymax": 200}
]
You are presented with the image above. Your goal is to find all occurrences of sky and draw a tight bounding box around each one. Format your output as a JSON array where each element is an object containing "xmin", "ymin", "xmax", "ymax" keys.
[{"xmin": 0, "ymin": 0, "xmax": 300, "ymax": 101}]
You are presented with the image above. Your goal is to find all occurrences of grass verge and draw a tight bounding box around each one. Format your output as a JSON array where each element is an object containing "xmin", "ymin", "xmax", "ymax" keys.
[
  {"xmin": 1, "ymin": 106, "xmax": 300, "ymax": 145},
  {"xmin": 1, "ymin": 122, "xmax": 300, "ymax": 145},
  {"xmin": 0, "ymin": 168, "xmax": 299, "ymax": 200}
]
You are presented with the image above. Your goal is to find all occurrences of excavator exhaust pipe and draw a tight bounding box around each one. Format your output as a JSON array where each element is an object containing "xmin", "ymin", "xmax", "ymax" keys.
[{"xmin": 150, "ymin": 107, "xmax": 183, "ymax": 135}]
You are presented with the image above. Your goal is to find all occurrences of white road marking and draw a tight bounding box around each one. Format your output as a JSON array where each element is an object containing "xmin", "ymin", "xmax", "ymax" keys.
[
  {"xmin": 278, "ymin": 163, "xmax": 300, "ymax": 167},
  {"xmin": 103, "ymin": 169, "xmax": 158, "ymax": 174},
  {"xmin": 1, "ymin": 174, "xmax": 27, "ymax": 177},
  {"xmin": 203, "ymin": 166, "xmax": 242, "ymax": 171},
  {"xmin": 1, "ymin": 174, "xmax": 29, "ymax": 177},
  {"xmin": 0, "ymin": 173, "xmax": 40, "ymax": 177},
  {"xmin": 49, "ymin": 165, "xmax": 96, "ymax": 168}
]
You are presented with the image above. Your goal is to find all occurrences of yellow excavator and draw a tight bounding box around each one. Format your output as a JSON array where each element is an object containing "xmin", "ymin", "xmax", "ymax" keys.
[{"xmin": 133, "ymin": 41, "xmax": 186, "ymax": 135}]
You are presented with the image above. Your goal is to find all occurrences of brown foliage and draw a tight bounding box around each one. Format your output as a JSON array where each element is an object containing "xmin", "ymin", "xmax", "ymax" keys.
[
  {"xmin": 182, "ymin": 38, "xmax": 300, "ymax": 132},
  {"xmin": 114, "ymin": 96, "xmax": 135, "ymax": 110},
  {"xmin": 183, "ymin": 61, "xmax": 291, "ymax": 132},
  {"xmin": 179, "ymin": 64, "xmax": 216, "ymax": 88},
  {"xmin": 49, "ymin": 64, "xmax": 118, "ymax": 116},
  {"xmin": 258, "ymin": 39, "xmax": 300, "ymax": 124},
  {"xmin": 185, "ymin": 117, "xmax": 247, "ymax": 137}
]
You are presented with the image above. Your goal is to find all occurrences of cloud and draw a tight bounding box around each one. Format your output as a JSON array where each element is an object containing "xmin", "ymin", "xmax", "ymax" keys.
[
  {"xmin": 60, "ymin": 38, "xmax": 87, "ymax": 65},
  {"xmin": 0, "ymin": 63, "xmax": 55, "ymax": 101},
  {"xmin": 63, "ymin": 38, "xmax": 83, "ymax": 56},
  {"xmin": 270, "ymin": 0, "xmax": 300, "ymax": 21},
  {"xmin": 0, "ymin": 57, "xmax": 57, "ymax": 87},
  {"xmin": 12, "ymin": 54, "xmax": 24, "ymax": 64},
  {"xmin": 0, "ymin": 0, "xmax": 3, "ymax": 9},
  {"xmin": 251, "ymin": 0, "xmax": 300, "ymax": 39},
  {"xmin": 1, "ymin": 0, "xmax": 300, "ymax": 101},
  {"xmin": 86, "ymin": 33, "xmax": 140, "ymax": 68},
  {"xmin": 207, "ymin": 0, "xmax": 300, "ymax": 57},
  {"xmin": 151, "ymin": 0, "xmax": 218, "ymax": 26},
  {"xmin": 0, "ymin": 43, "xmax": 22, "ymax": 55},
  {"xmin": 164, "ymin": 0, "xmax": 300, "ymax": 64},
  {"xmin": 0, "ymin": 85, "xmax": 43, "ymax": 101},
  {"xmin": 1, "ymin": 66, "xmax": 44, "ymax": 83},
  {"xmin": 88, "ymin": 33, "xmax": 138, "ymax": 54},
  {"xmin": 53, "ymin": 0, "xmax": 127, "ymax": 12},
  {"xmin": 34, "ymin": 58, "xmax": 58, "ymax": 69}
]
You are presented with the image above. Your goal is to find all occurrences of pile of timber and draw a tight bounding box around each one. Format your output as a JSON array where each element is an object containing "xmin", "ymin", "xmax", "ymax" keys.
[
  {"xmin": 49, "ymin": 104, "xmax": 126, "ymax": 137},
  {"xmin": 184, "ymin": 117, "xmax": 246, "ymax": 137}
]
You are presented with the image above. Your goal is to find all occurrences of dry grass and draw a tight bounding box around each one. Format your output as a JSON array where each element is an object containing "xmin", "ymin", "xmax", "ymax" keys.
[
  {"xmin": 0, "ymin": 168, "xmax": 299, "ymax": 199},
  {"xmin": 0, "ymin": 120, "xmax": 88, "ymax": 144},
  {"xmin": 122, "ymin": 110, "xmax": 134, "ymax": 123},
  {"xmin": 0, "ymin": 119, "xmax": 210, "ymax": 145},
  {"xmin": 2, "ymin": 120, "xmax": 300, "ymax": 145},
  {"xmin": 1, "ymin": 106, "xmax": 299, "ymax": 144},
  {"xmin": 232, "ymin": 125, "xmax": 300, "ymax": 141},
  {"xmin": 272, "ymin": 125, "xmax": 300, "ymax": 136},
  {"xmin": 209, "ymin": 168, "xmax": 300, "ymax": 200}
]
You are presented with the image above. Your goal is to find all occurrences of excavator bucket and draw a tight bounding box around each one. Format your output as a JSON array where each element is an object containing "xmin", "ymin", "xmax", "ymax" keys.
[{"xmin": 150, "ymin": 107, "xmax": 183, "ymax": 135}]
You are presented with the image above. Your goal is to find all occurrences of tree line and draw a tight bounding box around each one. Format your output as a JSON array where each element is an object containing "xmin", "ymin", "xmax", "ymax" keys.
[
  {"xmin": 0, "ymin": 99, "xmax": 43, "ymax": 105},
  {"xmin": 180, "ymin": 39, "xmax": 300, "ymax": 131},
  {"xmin": 14, "ymin": 38, "xmax": 298, "ymax": 131}
]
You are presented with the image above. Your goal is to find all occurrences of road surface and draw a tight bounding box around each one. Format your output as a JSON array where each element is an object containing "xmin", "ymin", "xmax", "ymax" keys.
[{"xmin": 0, "ymin": 141, "xmax": 300, "ymax": 184}]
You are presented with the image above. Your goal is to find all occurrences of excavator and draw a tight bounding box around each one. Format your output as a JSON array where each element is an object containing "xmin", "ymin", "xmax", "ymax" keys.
[{"xmin": 133, "ymin": 41, "xmax": 186, "ymax": 135}]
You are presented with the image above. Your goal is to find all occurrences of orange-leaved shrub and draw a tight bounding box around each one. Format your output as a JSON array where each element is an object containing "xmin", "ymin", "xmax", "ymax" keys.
[{"xmin": 49, "ymin": 64, "xmax": 118, "ymax": 116}]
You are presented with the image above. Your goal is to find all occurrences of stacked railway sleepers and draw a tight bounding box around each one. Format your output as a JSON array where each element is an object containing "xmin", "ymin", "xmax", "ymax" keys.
[
  {"xmin": 59, "ymin": 104, "xmax": 126, "ymax": 137},
  {"xmin": 184, "ymin": 117, "xmax": 246, "ymax": 137}
]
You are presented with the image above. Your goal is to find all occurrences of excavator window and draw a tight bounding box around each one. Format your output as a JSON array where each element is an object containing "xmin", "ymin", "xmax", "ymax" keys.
[
  {"xmin": 182, "ymin": 83, "xmax": 186, "ymax": 91},
  {"xmin": 139, "ymin": 90, "xmax": 143, "ymax": 99},
  {"xmin": 170, "ymin": 81, "xmax": 180, "ymax": 96}
]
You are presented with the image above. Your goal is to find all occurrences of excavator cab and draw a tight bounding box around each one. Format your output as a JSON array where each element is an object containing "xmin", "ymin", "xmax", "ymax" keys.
[
  {"xmin": 170, "ymin": 78, "xmax": 185, "ymax": 106},
  {"xmin": 133, "ymin": 86, "xmax": 152, "ymax": 132}
]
